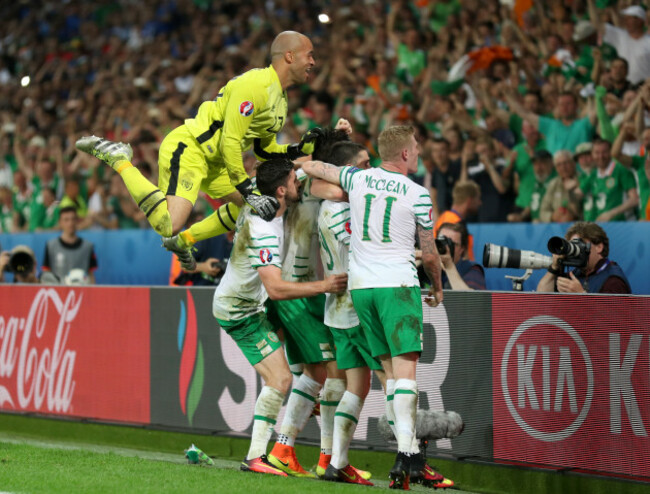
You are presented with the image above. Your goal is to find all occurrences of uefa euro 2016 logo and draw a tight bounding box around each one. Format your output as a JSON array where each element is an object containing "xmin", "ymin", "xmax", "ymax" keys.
[
  {"xmin": 177, "ymin": 290, "xmax": 205, "ymax": 427},
  {"xmin": 259, "ymin": 249, "xmax": 273, "ymax": 264},
  {"xmin": 239, "ymin": 101, "xmax": 254, "ymax": 117}
]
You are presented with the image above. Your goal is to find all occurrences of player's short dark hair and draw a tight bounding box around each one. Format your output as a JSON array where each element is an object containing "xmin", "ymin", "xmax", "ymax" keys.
[
  {"xmin": 312, "ymin": 128, "xmax": 350, "ymax": 161},
  {"xmin": 328, "ymin": 141, "xmax": 367, "ymax": 167},
  {"xmin": 256, "ymin": 158, "xmax": 294, "ymax": 197},
  {"xmin": 566, "ymin": 221, "xmax": 609, "ymax": 258},
  {"xmin": 59, "ymin": 206, "xmax": 78, "ymax": 217}
]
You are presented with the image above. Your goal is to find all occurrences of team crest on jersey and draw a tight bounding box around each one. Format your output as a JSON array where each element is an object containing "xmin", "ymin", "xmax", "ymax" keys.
[
  {"xmin": 606, "ymin": 177, "xmax": 615, "ymax": 189},
  {"xmin": 180, "ymin": 175, "xmax": 194, "ymax": 191},
  {"xmin": 345, "ymin": 221, "xmax": 351, "ymax": 234},
  {"xmin": 259, "ymin": 248, "xmax": 273, "ymax": 264},
  {"xmin": 239, "ymin": 101, "xmax": 254, "ymax": 117}
]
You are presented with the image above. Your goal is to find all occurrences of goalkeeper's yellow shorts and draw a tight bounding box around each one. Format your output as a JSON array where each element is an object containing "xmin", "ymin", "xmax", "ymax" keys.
[{"xmin": 158, "ymin": 125, "xmax": 236, "ymax": 205}]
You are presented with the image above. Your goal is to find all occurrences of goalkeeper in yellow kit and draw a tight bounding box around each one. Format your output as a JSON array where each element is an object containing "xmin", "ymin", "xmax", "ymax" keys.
[{"xmin": 76, "ymin": 31, "xmax": 320, "ymax": 270}]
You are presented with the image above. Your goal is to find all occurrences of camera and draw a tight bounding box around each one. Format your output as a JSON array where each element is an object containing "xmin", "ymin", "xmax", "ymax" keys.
[
  {"xmin": 483, "ymin": 244, "xmax": 553, "ymax": 270},
  {"xmin": 2, "ymin": 247, "xmax": 35, "ymax": 275},
  {"xmin": 435, "ymin": 235, "xmax": 455, "ymax": 259},
  {"xmin": 547, "ymin": 237, "xmax": 590, "ymax": 268}
]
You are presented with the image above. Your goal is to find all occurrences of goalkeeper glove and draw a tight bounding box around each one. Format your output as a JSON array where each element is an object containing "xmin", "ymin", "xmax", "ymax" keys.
[
  {"xmin": 235, "ymin": 178, "xmax": 280, "ymax": 222},
  {"xmin": 287, "ymin": 127, "xmax": 325, "ymax": 159}
]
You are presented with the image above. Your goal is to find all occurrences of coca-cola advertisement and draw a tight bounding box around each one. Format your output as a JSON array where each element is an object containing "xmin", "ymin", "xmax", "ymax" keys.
[{"xmin": 0, "ymin": 286, "xmax": 150, "ymax": 424}]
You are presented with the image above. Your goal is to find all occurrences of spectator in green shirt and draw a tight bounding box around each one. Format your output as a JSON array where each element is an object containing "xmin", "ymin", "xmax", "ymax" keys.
[
  {"xmin": 0, "ymin": 186, "xmax": 15, "ymax": 233},
  {"xmin": 11, "ymin": 169, "xmax": 32, "ymax": 232},
  {"xmin": 29, "ymin": 187, "xmax": 60, "ymax": 232},
  {"xmin": 579, "ymin": 139, "xmax": 639, "ymax": 221},
  {"xmin": 613, "ymin": 125, "xmax": 650, "ymax": 219},
  {"xmin": 504, "ymin": 89, "xmax": 596, "ymax": 154},
  {"xmin": 503, "ymin": 120, "xmax": 548, "ymax": 211},
  {"xmin": 507, "ymin": 150, "xmax": 555, "ymax": 223},
  {"xmin": 388, "ymin": 5, "xmax": 426, "ymax": 83}
]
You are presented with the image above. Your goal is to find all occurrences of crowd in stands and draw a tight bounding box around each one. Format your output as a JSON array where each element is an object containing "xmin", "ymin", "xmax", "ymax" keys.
[{"xmin": 0, "ymin": 0, "xmax": 649, "ymax": 238}]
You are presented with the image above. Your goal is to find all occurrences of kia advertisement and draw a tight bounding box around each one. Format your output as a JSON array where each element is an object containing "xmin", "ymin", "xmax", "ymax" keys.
[
  {"xmin": 0, "ymin": 286, "xmax": 150, "ymax": 424},
  {"xmin": 493, "ymin": 294, "xmax": 650, "ymax": 478}
]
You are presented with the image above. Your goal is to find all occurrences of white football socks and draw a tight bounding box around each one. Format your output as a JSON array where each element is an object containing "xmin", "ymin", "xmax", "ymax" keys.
[
  {"xmin": 320, "ymin": 378, "xmax": 346, "ymax": 455},
  {"xmin": 247, "ymin": 386, "xmax": 285, "ymax": 460},
  {"xmin": 393, "ymin": 378, "xmax": 418, "ymax": 454},
  {"xmin": 276, "ymin": 374, "xmax": 322, "ymax": 447},
  {"xmin": 331, "ymin": 391, "xmax": 363, "ymax": 469}
]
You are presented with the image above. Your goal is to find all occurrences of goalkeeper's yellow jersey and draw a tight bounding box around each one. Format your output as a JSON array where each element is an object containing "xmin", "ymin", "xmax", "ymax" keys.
[{"xmin": 184, "ymin": 65, "xmax": 290, "ymax": 187}]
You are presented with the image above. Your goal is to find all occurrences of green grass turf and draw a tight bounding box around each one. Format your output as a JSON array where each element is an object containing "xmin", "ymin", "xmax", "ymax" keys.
[
  {"xmin": 1, "ymin": 441, "xmax": 389, "ymax": 494},
  {"xmin": 0, "ymin": 413, "xmax": 647, "ymax": 494}
]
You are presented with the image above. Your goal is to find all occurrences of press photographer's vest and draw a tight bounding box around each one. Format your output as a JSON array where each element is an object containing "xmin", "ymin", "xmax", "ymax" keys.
[
  {"xmin": 571, "ymin": 260, "xmax": 631, "ymax": 293},
  {"xmin": 45, "ymin": 237, "xmax": 94, "ymax": 280}
]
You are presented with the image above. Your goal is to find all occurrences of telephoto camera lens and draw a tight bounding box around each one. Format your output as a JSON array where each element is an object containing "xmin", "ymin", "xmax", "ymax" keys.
[{"xmin": 483, "ymin": 243, "xmax": 553, "ymax": 270}]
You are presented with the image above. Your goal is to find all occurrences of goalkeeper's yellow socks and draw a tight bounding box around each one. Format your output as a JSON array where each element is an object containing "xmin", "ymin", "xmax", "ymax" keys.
[
  {"xmin": 116, "ymin": 162, "xmax": 173, "ymax": 237},
  {"xmin": 179, "ymin": 202, "xmax": 240, "ymax": 246}
]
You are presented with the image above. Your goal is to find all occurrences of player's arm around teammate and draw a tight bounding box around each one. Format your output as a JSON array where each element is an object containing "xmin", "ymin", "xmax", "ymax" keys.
[{"xmin": 258, "ymin": 266, "xmax": 347, "ymax": 300}]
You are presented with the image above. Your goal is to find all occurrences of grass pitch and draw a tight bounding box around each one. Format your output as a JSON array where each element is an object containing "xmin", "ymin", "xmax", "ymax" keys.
[
  {"xmin": 0, "ymin": 435, "xmax": 475, "ymax": 494},
  {"xmin": 0, "ymin": 414, "xmax": 647, "ymax": 494}
]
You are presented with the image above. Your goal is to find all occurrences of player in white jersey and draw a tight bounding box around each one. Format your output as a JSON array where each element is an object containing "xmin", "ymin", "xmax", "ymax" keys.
[
  {"xmin": 212, "ymin": 158, "xmax": 347, "ymax": 477},
  {"xmin": 316, "ymin": 141, "xmax": 383, "ymax": 486},
  {"xmin": 302, "ymin": 126, "xmax": 449, "ymax": 490},
  {"xmin": 266, "ymin": 127, "xmax": 362, "ymax": 478}
]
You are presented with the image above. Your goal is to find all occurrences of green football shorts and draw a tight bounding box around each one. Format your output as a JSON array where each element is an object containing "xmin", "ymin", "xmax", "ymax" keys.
[
  {"xmin": 216, "ymin": 312, "xmax": 282, "ymax": 366},
  {"xmin": 330, "ymin": 325, "xmax": 382, "ymax": 370},
  {"xmin": 350, "ymin": 286, "xmax": 423, "ymax": 358},
  {"xmin": 268, "ymin": 295, "xmax": 335, "ymax": 365}
]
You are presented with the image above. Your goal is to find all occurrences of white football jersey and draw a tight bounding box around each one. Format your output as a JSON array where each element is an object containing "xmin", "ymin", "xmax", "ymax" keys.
[
  {"xmin": 318, "ymin": 200, "xmax": 358, "ymax": 329},
  {"xmin": 213, "ymin": 206, "xmax": 284, "ymax": 321},
  {"xmin": 339, "ymin": 166, "xmax": 433, "ymax": 289},
  {"xmin": 281, "ymin": 178, "xmax": 322, "ymax": 282}
]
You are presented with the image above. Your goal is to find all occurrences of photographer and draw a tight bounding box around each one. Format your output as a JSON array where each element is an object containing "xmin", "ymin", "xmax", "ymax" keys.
[
  {"xmin": 437, "ymin": 222, "xmax": 486, "ymax": 291},
  {"xmin": 0, "ymin": 245, "xmax": 39, "ymax": 283},
  {"xmin": 170, "ymin": 210, "xmax": 231, "ymax": 286},
  {"xmin": 536, "ymin": 222, "xmax": 631, "ymax": 294}
]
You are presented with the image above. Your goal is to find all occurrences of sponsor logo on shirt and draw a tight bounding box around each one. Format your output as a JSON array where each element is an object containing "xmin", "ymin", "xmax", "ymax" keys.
[
  {"xmin": 259, "ymin": 248, "xmax": 273, "ymax": 264},
  {"xmin": 429, "ymin": 208, "xmax": 433, "ymax": 221},
  {"xmin": 239, "ymin": 101, "xmax": 254, "ymax": 117},
  {"xmin": 345, "ymin": 221, "xmax": 351, "ymax": 234}
]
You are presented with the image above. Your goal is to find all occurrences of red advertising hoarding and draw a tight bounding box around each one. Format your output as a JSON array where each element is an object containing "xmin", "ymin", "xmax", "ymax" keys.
[
  {"xmin": 493, "ymin": 293, "xmax": 650, "ymax": 478},
  {"xmin": 0, "ymin": 286, "xmax": 150, "ymax": 424}
]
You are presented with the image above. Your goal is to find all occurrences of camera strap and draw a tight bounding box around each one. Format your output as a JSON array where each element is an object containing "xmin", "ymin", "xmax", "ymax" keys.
[{"xmin": 594, "ymin": 259, "xmax": 611, "ymax": 275}]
